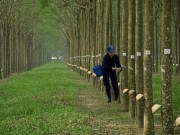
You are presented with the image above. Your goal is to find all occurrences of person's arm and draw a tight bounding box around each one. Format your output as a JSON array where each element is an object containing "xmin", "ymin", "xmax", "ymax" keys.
[
  {"xmin": 114, "ymin": 56, "xmax": 122, "ymax": 73},
  {"xmin": 116, "ymin": 56, "xmax": 121, "ymax": 68}
]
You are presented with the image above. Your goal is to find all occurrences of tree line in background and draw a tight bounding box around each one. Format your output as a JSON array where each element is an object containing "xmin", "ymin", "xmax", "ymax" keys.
[
  {"xmin": 0, "ymin": 0, "xmax": 51, "ymax": 78},
  {"xmin": 0, "ymin": 0, "xmax": 68, "ymax": 79},
  {"xmin": 66, "ymin": 0, "xmax": 180, "ymax": 135}
]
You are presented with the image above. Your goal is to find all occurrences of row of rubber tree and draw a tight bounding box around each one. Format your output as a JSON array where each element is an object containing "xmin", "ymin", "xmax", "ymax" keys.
[
  {"xmin": 0, "ymin": 0, "xmax": 51, "ymax": 79},
  {"xmin": 66, "ymin": 0, "xmax": 180, "ymax": 135}
]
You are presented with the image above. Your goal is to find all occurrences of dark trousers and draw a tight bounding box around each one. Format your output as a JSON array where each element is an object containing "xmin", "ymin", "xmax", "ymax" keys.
[{"xmin": 103, "ymin": 70, "xmax": 119, "ymax": 101}]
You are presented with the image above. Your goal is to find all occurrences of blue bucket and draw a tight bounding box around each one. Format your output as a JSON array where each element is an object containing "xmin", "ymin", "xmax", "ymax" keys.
[{"xmin": 93, "ymin": 65, "xmax": 103, "ymax": 77}]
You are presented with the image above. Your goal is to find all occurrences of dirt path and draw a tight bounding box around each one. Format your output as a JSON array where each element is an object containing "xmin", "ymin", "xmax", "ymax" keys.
[
  {"xmin": 77, "ymin": 86, "xmax": 180, "ymax": 135},
  {"xmin": 78, "ymin": 88, "xmax": 144, "ymax": 135}
]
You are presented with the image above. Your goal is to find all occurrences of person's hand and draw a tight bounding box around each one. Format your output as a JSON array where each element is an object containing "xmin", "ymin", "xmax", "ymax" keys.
[
  {"xmin": 112, "ymin": 67, "xmax": 117, "ymax": 70},
  {"xmin": 117, "ymin": 67, "xmax": 122, "ymax": 72},
  {"xmin": 116, "ymin": 68, "xmax": 122, "ymax": 75}
]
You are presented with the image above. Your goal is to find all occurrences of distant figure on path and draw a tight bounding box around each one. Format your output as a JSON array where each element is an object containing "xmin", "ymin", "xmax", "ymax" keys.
[{"xmin": 102, "ymin": 45, "xmax": 122, "ymax": 103}]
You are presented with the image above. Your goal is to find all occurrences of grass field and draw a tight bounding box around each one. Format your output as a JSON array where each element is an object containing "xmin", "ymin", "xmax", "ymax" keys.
[
  {"xmin": 152, "ymin": 73, "xmax": 180, "ymax": 116},
  {"xmin": 0, "ymin": 63, "xmax": 94, "ymax": 135},
  {"xmin": 0, "ymin": 62, "xmax": 179, "ymax": 135}
]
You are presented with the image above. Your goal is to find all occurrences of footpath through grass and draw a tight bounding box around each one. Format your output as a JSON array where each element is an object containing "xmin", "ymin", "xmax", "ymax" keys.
[{"xmin": 0, "ymin": 62, "xmax": 179, "ymax": 135}]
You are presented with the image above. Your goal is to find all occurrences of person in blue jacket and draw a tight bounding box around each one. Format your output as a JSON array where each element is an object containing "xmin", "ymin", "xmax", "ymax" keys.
[{"xmin": 102, "ymin": 45, "xmax": 122, "ymax": 102}]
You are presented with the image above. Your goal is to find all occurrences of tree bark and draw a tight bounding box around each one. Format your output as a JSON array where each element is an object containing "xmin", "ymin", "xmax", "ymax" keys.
[
  {"xmin": 135, "ymin": 0, "xmax": 144, "ymax": 128},
  {"xmin": 143, "ymin": 0, "xmax": 155, "ymax": 134},
  {"xmin": 161, "ymin": 0, "xmax": 174, "ymax": 134},
  {"xmin": 128, "ymin": 0, "xmax": 136, "ymax": 118},
  {"xmin": 105, "ymin": 0, "xmax": 110, "ymax": 45},
  {"xmin": 121, "ymin": 0, "xmax": 129, "ymax": 111}
]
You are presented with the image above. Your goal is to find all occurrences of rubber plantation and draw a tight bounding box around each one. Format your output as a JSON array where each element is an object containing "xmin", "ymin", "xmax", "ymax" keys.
[{"xmin": 0, "ymin": 0, "xmax": 180, "ymax": 135}]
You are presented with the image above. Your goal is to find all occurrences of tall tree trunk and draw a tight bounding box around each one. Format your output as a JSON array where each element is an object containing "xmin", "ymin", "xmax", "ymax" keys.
[
  {"xmin": 155, "ymin": 8, "xmax": 159, "ymax": 73},
  {"xmin": 143, "ymin": 0, "xmax": 155, "ymax": 134},
  {"xmin": 84, "ymin": 2, "xmax": 88, "ymax": 79},
  {"xmin": 128, "ymin": 0, "xmax": 136, "ymax": 118},
  {"xmin": 136, "ymin": 0, "xmax": 144, "ymax": 128},
  {"xmin": 117, "ymin": 0, "xmax": 121, "ymax": 57},
  {"xmin": 1, "ymin": 24, "xmax": 5, "ymax": 79},
  {"xmin": 3, "ymin": 23, "xmax": 7, "ymax": 77},
  {"xmin": 93, "ymin": 0, "xmax": 97, "ymax": 87},
  {"xmin": 161, "ymin": 0, "xmax": 174, "ymax": 134},
  {"xmin": 101, "ymin": 0, "xmax": 105, "ymax": 55},
  {"xmin": 17, "ymin": 29, "xmax": 20, "ymax": 73},
  {"xmin": 6, "ymin": 25, "xmax": 9, "ymax": 76},
  {"xmin": 172, "ymin": 0, "xmax": 179, "ymax": 76},
  {"xmin": 77, "ymin": 11, "xmax": 81, "ymax": 75},
  {"xmin": 105, "ymin": 0, "xmax": 110, "ymax": 45},
  {"xmin": 79, "ymin": 5, "xmax": 83, "ymax": 76},
  {"xmin": 0, "ymin": 24, "xmax": 3, "ymax": 79},
  {"xmin": 121, "ymin": 0, "xmax": 129, "ymax": 111},
  {"xmin": 116, "ymin": 0, "xmax": 121, "ymax": 102},
  {"xmin": 86, "ymin": 1, "xmax": 90, "ymax": 80},
  {"xmin": 89, "ymin": 0, "xmax": 95, "ymax": 86},
  {"xmin": 105, "ymin": 0, "xmax": 113, "ymax": 45},
  {"xmin": 109, "ymin": 0, "xmax": 113, "ymax": 44},
  {"xmin": 176, "ymin": 0, "xmax": 180, "ymax": 78},
  {"xmin": 100, "ymin": 0, "xmax": 105, "ymax": 55}
]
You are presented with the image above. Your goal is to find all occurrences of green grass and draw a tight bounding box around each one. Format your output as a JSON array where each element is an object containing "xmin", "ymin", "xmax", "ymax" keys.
[
  {"xmin": 0, "ymin": 62, "xmax": 179, "ymax": 135},
  {"xmin": 0, "ymin": 63, "xmax": 93, "ymax": 135},
  {"xmin": 152, "ymin": 73, "xmax": 180, "ymax": 116}
]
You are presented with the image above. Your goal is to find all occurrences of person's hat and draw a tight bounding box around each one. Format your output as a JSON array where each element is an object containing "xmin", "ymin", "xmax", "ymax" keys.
[{"xmin": 107, "ymin": 45, "xmax": 115, "ymax": 53}]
